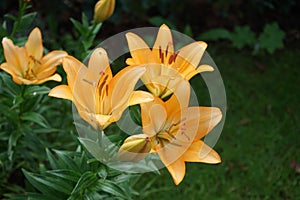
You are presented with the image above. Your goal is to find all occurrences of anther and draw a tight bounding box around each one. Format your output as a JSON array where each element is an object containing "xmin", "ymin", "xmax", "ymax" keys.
[
  {"xmin": 173, "ymin": 51, "xmax": 179, "ymax": 62},
  {"xmin": 168, "ymin": 55, "xmax": 174, "ymax": 64},
  {"xmin": 165, "ymin": 45, "xmax": 169, "ymax": 57},
  {"xmin": 29, "ymin": 55, "xmax": 41, "ymax": 64},
  {"xmin": 105, "ymin": 84, "xmax": 109, "ymax": 96},
  {"xmin": 159, "ymin": 46, "xmax": 162, "ymax": 58}
]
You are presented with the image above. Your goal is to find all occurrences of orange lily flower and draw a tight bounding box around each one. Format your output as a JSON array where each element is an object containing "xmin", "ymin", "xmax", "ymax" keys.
[
  {"xmin": 0, "ymin": 27, "xmax": 67, "ymax": 84},
  {"xmin": 118, "ymin": 80, "xmax": 222, "ymax": 185},
  {"xmin": 49, "ymin": 48, "xmax": 153, "ymax": 129},
  {"xmin": 125, "ymin": 24, "xmax": 214, "ymax": 98}
]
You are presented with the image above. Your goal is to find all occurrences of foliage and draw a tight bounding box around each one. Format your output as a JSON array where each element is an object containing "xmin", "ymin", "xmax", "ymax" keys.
[
  {"xmin": 17, "ymin": 147, "xmax": 139, "ymax": 199},
  {"xmin": 0, "ymin": 72, "xmax": 76, "ymax": 196},
  {"xmin": 0, "ymin": 0, "xmax": 298, "ymax": 199},
  {"xmin": 198, "ymin": 22, "xmax": 285, "ymax": 54},
  {"xmin": 68, "ymin": 13, "xmax": 102, "ymax": 59},
  {"xmin": 258, "ymin": 22, "xmax": 285, "ymax": 54},
  {"xmin": 138, "ymin": 47, "xmax": 300, "ymax": 200}
]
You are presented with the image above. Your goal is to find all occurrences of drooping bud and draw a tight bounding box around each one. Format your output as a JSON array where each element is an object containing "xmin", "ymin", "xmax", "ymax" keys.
[
  {"xmin": 117, "ymin": 134, "xmax": 152, "ymax": 162},
  {"xmin": 94, "ymin": 0, "xmax": 115, "ymax": 23}
]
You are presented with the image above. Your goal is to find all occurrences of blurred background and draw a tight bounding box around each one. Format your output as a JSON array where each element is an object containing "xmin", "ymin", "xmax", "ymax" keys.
[{"xmin": 1, "ymin": 0, "xmax": 299, "ymax": 199}]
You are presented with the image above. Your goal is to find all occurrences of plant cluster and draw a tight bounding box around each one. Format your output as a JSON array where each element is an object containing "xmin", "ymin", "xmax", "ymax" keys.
[{"xmin": 0, "ymin": 0, "xmax": 224, "ymax": 199}]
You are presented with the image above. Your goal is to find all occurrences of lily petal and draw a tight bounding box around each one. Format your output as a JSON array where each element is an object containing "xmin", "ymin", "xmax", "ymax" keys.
[
  {"xmin": 95, "ymin": 114, "xmax": 112, "ymax": 128},
  {"xmin": 63, "ymin": 56, "xmax": 97, "ymax": 114},
  {"xmin": 2, "ymin": 38, "xmax": 27, "ymax": 76},
  {"xmin": 186, "ymin": 64, "xmax": 214, "ymax": 80},
  {"xmin": 109, "ymin": 66, "xmax": 146, "ymax": 112},
  {"xmin": 62, "ymin": 56, "xmax": 84, "ymax": 89},
  {"xmin": 149, "ymin": 103, "xmax": 167, "ymax": 133},
  {"xmin": 88, "ymin": 48, "xmax": 112, "ymax": 83},
  {"xmin": 128, "ymin": 91, "xmax": 154, "ymax": 106},
  {"xmin": 173, "ymin": 41, "xmax": 207, "ymax": 79},
  {"xmin": 166, "ymin": 159, "xmax": 186, "ymax": 185},
  {"xmin": 152, "ymin": 24, "xmax": 174, "ymax": 65},
  {"xmin": 25, "ymin": 27, "xmax": 43, "ymax": 60},
  {"xmin": 36, "ymin": 73, "xmax": 62, "ymax": 84},
  {"xmin": 49, "ymin": 85, "xmax": 72, "ymax": 100},
  {"xmin": 165, "ymin": 78, "xmax": 190, "ymax": 117},
  {"xmin": 158, "ymin": 148, "xmax": 186, "ymax": 185},
  {"xmin": 107, "ymin": 91, "xmax": 153, "ymax": 123},
  {"xmin": 12, "ymin": 76, "xmax": 36, "ymax": 85},
  {"xmin": 126, "ymin": 33, "xmax": 156, "ymax": 65},
  {"xmin": 182, "ymin": 140, "xmax": 221, "ymax": 164},
  {"xmin": 0, "ymin": 63, "xmax": 18, "ymax": 78},
  {"xmin": 36, "ymin": 50, "xmax": 67, "ymax": 79},
  {"xmin": 140, "ymin": 96, "xmax": 165, "ymax": 136},
  {"xmin": 184, "ymin": 107, "xmax": 222, "ymax": 141}
]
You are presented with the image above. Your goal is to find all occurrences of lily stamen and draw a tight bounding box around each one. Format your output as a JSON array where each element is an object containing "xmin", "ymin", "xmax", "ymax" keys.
[
  {"xmin": 105, "ymin": 84, "xmax": 109, "ymax": 96},
  {"xmin": 159, "ymin": 46, "xmax": 162, "ymax": 59},
  {"xmin": 165, "ymin": 44, "xmax": 169, "ymax": 57},
  {"xmin": 29, "ymin": 55, "xmax": 42, "ymax": 65},
  {"xmin": 83, "ymin": 78, "xmax": 96, "ymax": 86}
]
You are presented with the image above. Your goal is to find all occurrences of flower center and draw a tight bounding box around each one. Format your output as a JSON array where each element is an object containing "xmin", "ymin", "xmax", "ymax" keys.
[
  {"xmin": 158, "ymin": 45, "xmax": 179, "ymax": 65},
  {"xmin": 24, "ymin": 55, "xmax": 40, "ymax": 80},
  {"xmin": 154, "ymin": 118, "xmax": 189, "ymax": 148}
]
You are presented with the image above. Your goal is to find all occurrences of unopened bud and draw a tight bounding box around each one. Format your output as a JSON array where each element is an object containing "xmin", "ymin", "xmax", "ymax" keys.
[
  {"xmin": 117, "ymin": 134, "xmax": 152, "ymax": 162},
  {"xmin": 94, "ymin": 0, "xmax": 115, "ymax": 23}
]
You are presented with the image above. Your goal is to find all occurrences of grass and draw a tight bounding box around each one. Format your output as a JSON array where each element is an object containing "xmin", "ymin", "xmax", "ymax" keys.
[{"xmin": 138, "ymin": 46, "xmax": 300, "ymax": 199}]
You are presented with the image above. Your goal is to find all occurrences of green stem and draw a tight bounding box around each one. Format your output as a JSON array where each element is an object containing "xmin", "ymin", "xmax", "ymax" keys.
[{"xmin": 11, "ymin": 0, "xmax": 27, "ymax": 37}]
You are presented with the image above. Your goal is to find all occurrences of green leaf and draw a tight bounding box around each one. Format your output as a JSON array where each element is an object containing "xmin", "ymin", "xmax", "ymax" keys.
[
  {"xmin": 24, "ymin": 85, "xmax": 50, "ymax": 97},
  {"xmin": 71, "ymin": 171, "xmax": 98, "ymax": 195},
  {"xmin": 198, "ymin": 28, "xmax": 231, "ymax": 41},
  {"xmin": 8, "ymin": 130, "xmax": 21, "ymax": 161},
  {"xmin": 75, "ymin": 122, "xmax": 98, "ymax": 141},
  {"xmin": 18, "ymin": 12, "xmax": 37, "ymax": 32},
  {"xmin": 0, "ymin": 103, "xmax": 18, "ymax": 121},
  {"xmin": 97, "ymin": 179, "xmax": 131, "ymax": 199},
  {"xmin": 46, "ymin": 148, "xmax": 58, "ymax": 170},
  {"xmin": 70, "ymin": 18, "xmax": 85, "ymax": 35},
  {"xmin": 129, "ymin": 105, "xmax": 142, "ymax": 126},
  {"xmin": 78, "ymin": 137, "xmax": 108, "ymax": 162},
  {"xmin": 0, "ymin": 22, "xmax": 8, "ymax": 38},
  {"xmin": 22, "ymin": 169, "xmax": 65, "ymax": 197},
  {"xmin": 53, "ymin": 150, "xmax": 82, "ymax": 172},
  {"xmin": 25, "ymin": 193, "xmax": 58, "ymax": 200},
  {"xmin": 0, "ymin": 72, "xmax": 21, "ymax": 96},
  {"xmin": 21, "ymin": 112, "xmax": 49, "ymax": 128},
  {"xmin": 46, "ymin": 170, "xmax": 81, "ymax": 183},
  {"xmin": 229, "ymin": 26, "xmax": 256, "ymax": 49},
  {"xmin": 4, "ymin": 13, "xmax": 17, "ymax": 21},
  {"xmin": 12, "ymin": 95, "xmax": 24, "ymax": 108},
  {"xmin": 183, "ymin": 25, "xmax": 193, "ymax": 37},
  {"xmin": 81, "ymin": 13, "xmax": 89, "ymax": 29},
  {"xmin": 258, "ymin": 22, "xmax": 285, "ymax": 54}
]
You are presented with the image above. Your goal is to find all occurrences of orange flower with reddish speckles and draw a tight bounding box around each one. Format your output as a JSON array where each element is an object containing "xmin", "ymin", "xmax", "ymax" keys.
[
  {"xmin": 125, "ymin": 24, "xmax": 214, "ymax": 98},
  {"xmin": 118, "ymin": 80, "xmax": 222, "ymax": 185},
  {"xmin": 0, "ymin": 27, "xmax": 67, "ymax": 85},
  {"xmin": 49, "ymin": 48, "xmax": 153, "ymax": 129}
]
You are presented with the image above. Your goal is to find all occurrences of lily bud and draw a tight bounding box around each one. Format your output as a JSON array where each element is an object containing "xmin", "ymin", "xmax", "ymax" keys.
[
  {"xmin": 117, "ymin": 134, "xmax": 152, "ymax": 162},
  {"xmin": 94, "ymin": 0, "xmax": 115, "ymax": 23}
]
